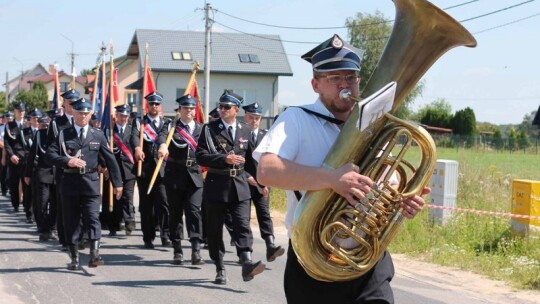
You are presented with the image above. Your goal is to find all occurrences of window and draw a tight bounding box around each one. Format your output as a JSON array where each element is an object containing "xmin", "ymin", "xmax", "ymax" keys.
[
  {"xmin": 125, "ymin": 90, "xmax": 138, "ymax": 106},
  {"xmin": 238, "ymin": 54, "xmax": 260, "ymax": 63},
  {"xmin": 172, "ymin": 51, "xmax": 192, "ymax": 61},
  {"xmin": 60, "ymin": 82, "xmax": 70, "ymax": 92}
]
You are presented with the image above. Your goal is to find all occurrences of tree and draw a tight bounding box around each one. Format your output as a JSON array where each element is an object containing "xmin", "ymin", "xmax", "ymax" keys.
[
  {"xmin": 0, "ymin": 91, "xmax": 6, "ymax": 114},
  {"xmin": 346, "ymin": 11, "xmax": 423, "ymax": 119},
  {"xmin": 13, "ymin": 81, "xmax": 48, "ymax": 111},
  {"xmin": 416, "ymin": 98, "xmax": 453, "ymax": 128},
  {"xmin": 508, "ymin": 127, "xmax": 518, "ymax": 151},
  {"xmin": 451, "ymin": 107, "xmax": 476, "ymax": 135},
  {"xmin": 517, "ymin": 129, "xmax": 530, "ymax": 150},
  {"xmin": 492, "ymin": 128, "xmax": 504, "ymax": 150}
]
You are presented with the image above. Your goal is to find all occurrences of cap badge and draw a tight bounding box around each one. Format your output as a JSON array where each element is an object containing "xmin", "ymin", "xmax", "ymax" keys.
[{"xmin": 331, "ymin": 35, "xmax": 343, "ymax": 49}]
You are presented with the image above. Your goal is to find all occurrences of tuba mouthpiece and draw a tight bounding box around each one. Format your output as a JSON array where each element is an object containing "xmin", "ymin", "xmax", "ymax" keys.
[{"xmin": 339, "ymin": 89, "xmax": 352, "ymax": 100}]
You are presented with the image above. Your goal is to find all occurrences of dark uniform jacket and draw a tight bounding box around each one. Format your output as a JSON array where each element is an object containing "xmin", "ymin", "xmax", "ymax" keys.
[
  {"xmin": 105, "ymin": 123, "xmax": 136, "ymax": 181},
  {"xmin": 24, "ymin": 129, "xmax": 54, "ymax": 184},
  {"xmin": 196, "ymin": 119, "xmax": 253, "ymax": 203},
  {"xmin": 130, "ymin": 115, "xmax": 170, "ymax": 178},
  {"xmin": 45, "ymin": 126, "xmax": 122, "ymax": 196},
  {"xmin": 245, "ymin": 128, "xmax": 268, "ymax": 194},
  {"xmin": 4, "ymin": 121, "xmax": 29, "ymax": 162},
  {"xmin": 158, "ymin": 120, "xmax": 204, "ymax": 190},
  {"xmin": 45, "ymin": 114, "xmax": 72, "ymax": 148}
]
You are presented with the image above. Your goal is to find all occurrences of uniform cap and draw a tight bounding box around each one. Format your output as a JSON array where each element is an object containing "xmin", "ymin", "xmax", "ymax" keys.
[
  {"xmin": 301, "ymin": 34, "xmax": 363, "ymax": 72},
  {"xmin": 61, "ymin": 89, "xmax": 80, "ymax": 102},
  {"xmin": 115, "ymin": 104, "xmax": 130, "ymax": 115},
  {"xmin": 13, "ymin": 102, "xmax": 26, "ymax": 111},
  {"xmin": 72, "ymin": 98, "xmax": 92, "ymax": 113},
  {"xmin": 176, "ymin": 94, "xmax": 197, "ymax": 108},
  {"xmin": 242, "ymin": 102, "xmax": 263, "ymax": 115},
  {"xmin": 144, "ymin": 91, "xmax": 163, "ymax": 103},
  {"xmin": 219, "ymin": 90, "xmax": 243, "ymax": 107},
  {"xmin": 28, "ymin": 108, "xmax": 43, "ymax": 117}
]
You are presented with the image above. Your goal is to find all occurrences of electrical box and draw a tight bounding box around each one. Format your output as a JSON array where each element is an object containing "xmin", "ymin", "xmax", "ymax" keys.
[
  {"xmin": 429, "ymin": 159, "xmax": 459, "ymax": 225},
  {"xmin": 511, "ymin": 179, "xmax": 540, "ymax": 235}
]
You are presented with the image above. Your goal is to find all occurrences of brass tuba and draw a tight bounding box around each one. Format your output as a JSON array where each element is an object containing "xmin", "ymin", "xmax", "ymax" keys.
[{"xmin": 291, "ymin": 0, "xmax": 477, "ymax": 282}]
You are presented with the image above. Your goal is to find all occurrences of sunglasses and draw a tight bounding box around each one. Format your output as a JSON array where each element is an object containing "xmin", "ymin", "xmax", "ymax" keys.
[{"xmin": 219, "ymin": 104, "xmax": 233, "ymax": 110}]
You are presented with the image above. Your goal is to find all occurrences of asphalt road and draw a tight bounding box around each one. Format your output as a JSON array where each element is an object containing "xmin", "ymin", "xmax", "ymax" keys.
[{"xmin": 1, "ymin": 194, "xmax": 539, "ymax": 304}]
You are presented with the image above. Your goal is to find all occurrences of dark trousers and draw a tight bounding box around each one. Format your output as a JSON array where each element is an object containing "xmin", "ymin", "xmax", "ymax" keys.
[
  {"xmin": 249, "ymin": 186, "xmax": 274, "ymax": 239},
  {"xmin": 166, "ymin": 184, "xmax": 203, "ymax": 242},
  {"xmin": 136, "ymin": 175, "xmax": 169, "ymax": 243},
  {"xmin": 62, "ymin": 193, "xmax": 101, "ymax": 245},
  {"xmin": 22, "ymin": 175, "xmax": 32, "ymax": 219},
  {"xmin": 55, "ymin": 174, "xmax": 66, "ymax": 245},
  {"xmin": 0, "ymin": 162, "xmax": 8, "ymax": 195},
  {"xmin": 102, "ymin": 178, "xmax": 136, "ymax": 232},
  {"xmin": 205, "ymin": 199, "xmax": 253, "ymax": 265},
  {"xmin": 32, "ymin": 179, "xmax": 56, "ymax": 234},
  {"xmin": 284, "ymin": 241, "xmax": 395, "ymax": 304},
  {"xmin": 7, "ymin": 162, "xmax": 23, "ymax": 210}
]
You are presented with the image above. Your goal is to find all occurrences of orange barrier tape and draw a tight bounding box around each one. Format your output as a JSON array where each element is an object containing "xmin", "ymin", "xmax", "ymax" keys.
[{"xmin": 426, "ymin": 205, "xmax": 540, "ymax": 221}]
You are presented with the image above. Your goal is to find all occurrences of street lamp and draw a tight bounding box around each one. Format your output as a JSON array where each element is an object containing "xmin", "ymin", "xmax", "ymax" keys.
[{"xmin": 60, "ymin": 33, "xmax": 77, "ymax": 76}]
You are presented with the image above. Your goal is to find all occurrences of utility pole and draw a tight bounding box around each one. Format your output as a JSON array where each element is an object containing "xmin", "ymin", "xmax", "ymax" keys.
[
  {"xmin": 204, "ymin": 2, "xmax": 213, "ymax": 119},
  {"xmin": 4, "ymin": 72, "xmax": 8, "ymax": 106},
  {"xmin": 61, "ymin": 34, "xmax": 78, "ymax": 77},
  {"xmin": 13, "ymin": 57, "xmax": 23, "ymax": 95}
]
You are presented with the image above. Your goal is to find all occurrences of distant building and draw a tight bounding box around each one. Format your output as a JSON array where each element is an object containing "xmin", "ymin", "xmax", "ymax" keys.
[{"xmin": 124, "ymin": 29, "xmax": 293, "ymax": 120}]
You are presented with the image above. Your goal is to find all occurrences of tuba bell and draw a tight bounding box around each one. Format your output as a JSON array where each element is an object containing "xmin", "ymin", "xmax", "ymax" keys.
[{"xmin": 291, "ymin": 0, "xmax": 477, "ymax": 282}]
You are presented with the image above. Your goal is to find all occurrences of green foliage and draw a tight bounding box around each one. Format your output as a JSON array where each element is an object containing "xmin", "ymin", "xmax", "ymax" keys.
[
  {"xmin": 417, "ymin": 98, "xmax": 453, "ymax": 128},
  {"xmin": 452, "ymin": 107, "xmax": 477, "ymax": 136},
  {"xmin": 517, "ymin": 129, "xmax": 531, "ymax": 150},
  {"xmin": 493, "ymin": 128, "xmax": 504, "ymax": 150},
  {"xmin": 0, "ymin": 91, "xmax": 6, "ymax": 113},
  {"xmin": 391, "ymin": 147, "xmax": 540, "ymax": 290},
  {"xmin": 345, "ymin": 11, "xmax": 423, "ymax": 119},
  {"xmin": 508, "ymin": 127, "xmax": 518, "ymax": 151},
  {"xmin": 13, "ymin": 81, "xmax": 48, "ymax": 111}
]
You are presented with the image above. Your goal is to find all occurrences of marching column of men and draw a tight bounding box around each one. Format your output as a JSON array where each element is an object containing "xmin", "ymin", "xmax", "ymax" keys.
[
  {"xmin": 6, "ymin": 88, "xmax": 284, "ymax": 284},
  {"xmin": 131, "ymin": 92, "xmax": 171, "ymax": 249}
]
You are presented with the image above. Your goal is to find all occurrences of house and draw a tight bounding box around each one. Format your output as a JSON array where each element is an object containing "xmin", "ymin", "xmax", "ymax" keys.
[
  {"xmin": 124, "ymin": 29, "xmax": 293, "ymax": 122},
  {"xmin": 4, "ymin": 63, "xmax": 86, "ymax": 105}
]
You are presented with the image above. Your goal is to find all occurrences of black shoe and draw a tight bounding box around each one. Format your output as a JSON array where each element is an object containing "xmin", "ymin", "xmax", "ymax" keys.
[
  {"xmin": 13, "ymin": 207, "xmax": 19, "ymax": 213},
  {"xmin": 144, "ymin": 241, "xmax": 155, "ymax": 249},
  {"xmin": 61, "ymin": 245, "xmax": 69, "ymax": 252},
  {"xmin": 119, "ymin": 224, "xmax": 126, "ymax": 231},
  {"xmin": 173, "ymin": 253, "xmax": 184, "ymax": 265},
  {"xmin": 77, "ymin": 240, "xmax": 87, "ymax": 250},
  {"xmin": 215, "ymin": 269, "xmax": 227, "ymax": 285},
  {"xmin": 191, "ymin": 251, "xmax": 204, "ymax": 265},
  {"xmin": 242, "ymin": 261, "xmax": 266, "ymax": 282},
  {"xmin": 39, "ymin": 234, "xmax": 49, "ymax": 242},
  {"xmin": 161, "ymin": 238, "xmax": 172, "ymax": 247},
  {"xmin": 67, "ymin": 246, "xmax": 80, "ymax": 270},
  {"xmin": 26, "ymin": 217, "xmax": 33, "ymax": 224},
  {"xmin": 266, "ymin": 244, "xmax": 285, "ymax": 262},
  {"xmin": 108, "ymin": 230, "xmax": 117, "ymax": 237},
  {"xmin": 88, "ymin": 240, "xmax": 104, "ymax": 268}
]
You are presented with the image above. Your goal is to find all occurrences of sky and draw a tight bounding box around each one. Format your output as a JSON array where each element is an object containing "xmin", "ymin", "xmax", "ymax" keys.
[{"xmin": 1, "ymin": 0, "xmax": 539, "ymax": 125}]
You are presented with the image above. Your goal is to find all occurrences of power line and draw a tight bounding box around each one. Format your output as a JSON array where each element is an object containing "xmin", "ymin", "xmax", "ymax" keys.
[
  {"xmin": 459, "ymin": 0, "xmax": 535, "ymax": 22},
  {"xmin": 423, "ymin": 95, "xmax": 540, "ymax": 101},
  {"xmin": 444, "ymin": 0, "xmax": 481, "ymax": 10},
  {"xmin": 473, "ymin": 12, "xmax": 540, "ymax": 34}
]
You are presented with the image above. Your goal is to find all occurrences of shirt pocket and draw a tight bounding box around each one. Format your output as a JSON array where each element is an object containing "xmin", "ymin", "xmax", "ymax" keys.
[{"xmin": 89, "ymin": 142, "xmax": 100, "ymax": 151}]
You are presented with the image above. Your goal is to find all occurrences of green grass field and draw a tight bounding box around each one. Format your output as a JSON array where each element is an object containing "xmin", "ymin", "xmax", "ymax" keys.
[{"xmin": 269, "ymin": 147, "xmax": 540, "ymax": 290}]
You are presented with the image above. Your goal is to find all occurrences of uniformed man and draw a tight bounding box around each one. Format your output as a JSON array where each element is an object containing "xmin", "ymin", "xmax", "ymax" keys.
[
  {"xmin": 242, "ymin": 102, "xmax": 285, "ymax": 262},
  {"xmin": 20, "ymin": 109, "xmax": 41, "ymax": 223},
  {"xmin": 103, "ymin": 104, "xmax": 136, "ymax": 236},
  {"xmin": 196, "ymin": 90, "xmax": 265, "ymax": 285},
  {"xmin": 157, "ymin": 94, "xmax": 204, "ymax": 265},
  {"xmin": 45, "ymin": 99, "xmax": 123, "ymax": 270},
  {"xmin": 131, "ymin": 91, "xmax": 171, "ymax": 249},
  {"xmin": 4, "ymin": 103, "xmax": 27, "ymax": 216},
  {"xmin": 0, "ymin": 113, "xmax": 10, "ymax": 196},
  {"xmin": 25, "ymin": 114, "xmax": 57, "ymax": 241},
  {"xmin": 45, "ymin": 89, "xmax": 81, "ymax": 250}
]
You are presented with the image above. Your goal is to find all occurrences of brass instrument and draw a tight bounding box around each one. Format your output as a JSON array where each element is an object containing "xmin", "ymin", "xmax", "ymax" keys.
[{"xmin": 291, "ymin": 0, "xmax": 477, "ymax": 282}]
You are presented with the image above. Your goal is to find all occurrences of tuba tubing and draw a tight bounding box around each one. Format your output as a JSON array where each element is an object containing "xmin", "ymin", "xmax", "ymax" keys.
[{"xmin": 291, "ymin": 0, "xmax": 477, "ymax": 282}]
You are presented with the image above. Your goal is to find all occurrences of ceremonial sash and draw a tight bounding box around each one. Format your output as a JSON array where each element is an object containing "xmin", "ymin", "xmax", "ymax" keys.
[
  {"xmin": 175, "ymin": 125, "xmax": 198, "ymax": 152},
  {"xmin": 143, "ymin": 123, "xmax": 159, "ymax": 144},
  {"xmin": 113, "ymin": 132, "xmax": 135, "ymax": 164}
]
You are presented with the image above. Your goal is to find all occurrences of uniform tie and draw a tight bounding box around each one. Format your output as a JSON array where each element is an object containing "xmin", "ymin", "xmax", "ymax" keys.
[
  {"xmin": 152, "ymin": 120, "xmax": 158, "ymax": 129},
  {"xmin": 228, "ymin": 126, "xmax": 234, "ymax": 141},
  {"xmin": 119, "ymin": 126, "xmax": 124, "ymax": 137},
  {"xmin": 251, "ymin": 131, "xmax": 256, "ymax": 143},
  {"xmin": 79, "ymin": 127, "xmax": 86, "ymax": 143}
]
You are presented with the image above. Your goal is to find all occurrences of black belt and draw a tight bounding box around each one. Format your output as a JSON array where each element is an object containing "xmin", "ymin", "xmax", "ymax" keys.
[
  {"xmin": 167, "ymin": 157, "xmax": 198, "ymax": 167},
  {"xmin": 207, "ymin": 167, "xmax": 244, "ymax": 177},
  {"xmin": 64, "ymin": 167, "xmax": 98, "ymax": 174}
]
